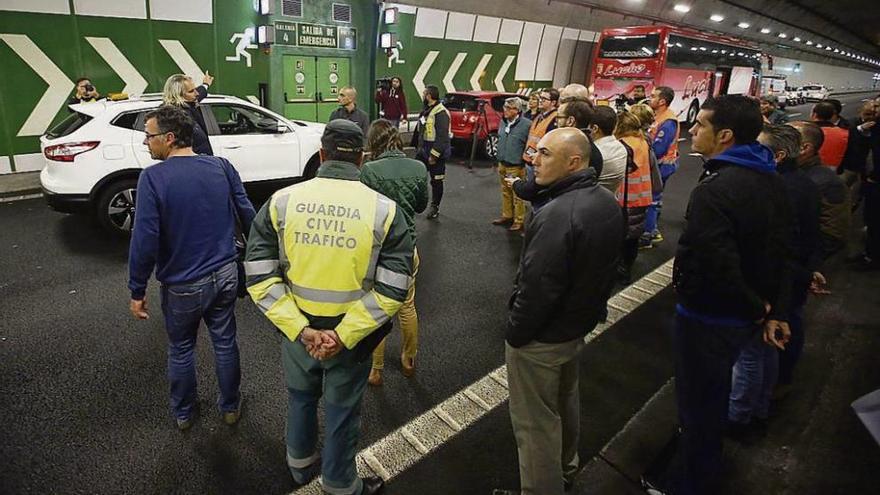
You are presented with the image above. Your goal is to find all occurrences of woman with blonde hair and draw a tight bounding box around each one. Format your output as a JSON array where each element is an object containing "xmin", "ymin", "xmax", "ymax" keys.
[
  {"xmin": 360, "ymin": 119, "xmax": 429, "ymax": 386},
  {"xmin": 524, "ymin": 92, "xmax": 540, "ymax": 120},
  {"xmin": 614, "ymin": 108, "xmax": 654, "ymax": 283},
  {"xmin": 162, "ymin": 71, "xmax": 215, "ymax": 155}
]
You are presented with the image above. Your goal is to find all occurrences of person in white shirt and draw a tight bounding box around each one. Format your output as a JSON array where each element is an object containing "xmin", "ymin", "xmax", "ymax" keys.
[{"xmin": 589, "ymin": 106, "xmax": 627, "ymax": 193}]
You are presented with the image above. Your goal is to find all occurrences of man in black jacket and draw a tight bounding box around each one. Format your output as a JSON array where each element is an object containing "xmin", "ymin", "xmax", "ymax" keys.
[
  {"xmin": 672, "ymin": 95, "xmax": 792, "ymax": 495},
  {"xmin": 727, "ymin": 124, "xmax": 822, "ymax": 435},
  {"xmin": 496, "ymin": 128, "xmax": 623, "ymax": 495}
]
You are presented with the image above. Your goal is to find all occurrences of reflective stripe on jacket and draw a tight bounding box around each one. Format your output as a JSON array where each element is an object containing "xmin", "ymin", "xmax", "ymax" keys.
[
  {"xmin": 617, "ymin": 135, "xmax": 653, "ymax": 208},
  {"xmin": 244, "ymin": 160, "xmax": 414, "ymax": 350},
  {"xmin": 522, "ymin": 110, "xmax": 558, "ymax": 164},
  {"xmin": 650, "ymin": 108, "xmax": 680, "ymax": 164}
]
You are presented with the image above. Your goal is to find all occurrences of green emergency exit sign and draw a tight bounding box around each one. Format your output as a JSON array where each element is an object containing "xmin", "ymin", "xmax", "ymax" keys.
[
  {"xmin": 272, "ymin": 22, "xmax": 356, "ymax": 50},
  {"xmin": 276, "ymin": 21, "xmax": 297, "ymax": 45}
]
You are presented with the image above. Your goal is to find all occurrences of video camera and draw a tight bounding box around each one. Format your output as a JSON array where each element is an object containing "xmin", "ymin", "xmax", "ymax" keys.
[
  {"xmin": 84, "ymin": 83, "xmax": 95, "ymax": 93},
  {"xmin": 376, "ymin": 78, "xmax": 392, "ymax": 91}
]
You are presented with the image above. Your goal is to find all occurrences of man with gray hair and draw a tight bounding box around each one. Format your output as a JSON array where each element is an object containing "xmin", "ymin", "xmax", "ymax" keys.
[
  {"xmin": 492, "ymin": 97, "xmax": 532, "ymax": 231},
  {"xmin": 559, "ymin": 83, "xmax": 591, "ymax": 104},
  {"xmin": 727, "ymin": 124, "xmax": 823, "ymax": 438}
]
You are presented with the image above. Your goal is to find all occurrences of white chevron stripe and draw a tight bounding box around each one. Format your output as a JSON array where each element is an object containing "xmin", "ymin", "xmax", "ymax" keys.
[
  {"xmin": 85, "ymin": 37, "xmax": 148, "ymax": 95},
  {"xmin": 0, "ymin": 34, "xmax": 74, "ymax": 136},
  {"xmin": 469, "ymin": 54, "xmax": 492, "ymax": 91},
  {"xmin": 412, "ymin": 50, "xmax": 438, "ymax": 96},
  {"xmin": 442, "ymin": 52, "xmax": 467, "ymax": 93},
  {"xmin": 494, "ymin": 55, "xmax": 515, "ymax": 92},
  {"xmin": 158, "ymin": 39, "xmax": 203, "ymax": 81}
]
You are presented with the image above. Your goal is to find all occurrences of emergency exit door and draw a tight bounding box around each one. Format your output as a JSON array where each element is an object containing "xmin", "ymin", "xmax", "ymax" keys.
[{"xmin": 283, "ymin": 56, "xmax": 351, "ymax": 123}]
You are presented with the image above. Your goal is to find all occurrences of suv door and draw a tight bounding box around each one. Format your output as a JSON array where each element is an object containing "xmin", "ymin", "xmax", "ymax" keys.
[{"xmin": 203, "ymin": 103, "xmax": 301, "ymax": 182}]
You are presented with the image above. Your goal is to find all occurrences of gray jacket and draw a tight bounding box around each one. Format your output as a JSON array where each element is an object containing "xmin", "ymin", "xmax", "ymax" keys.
[{"xmin": 496, "ymin": 116, "xmax": 532, "ymax": 166}]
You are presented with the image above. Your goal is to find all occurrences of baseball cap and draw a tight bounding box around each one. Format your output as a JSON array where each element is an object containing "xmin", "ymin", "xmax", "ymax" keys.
[{"xmin": 322, "ymin": 119, "xmax": 364, "ymax": 152}]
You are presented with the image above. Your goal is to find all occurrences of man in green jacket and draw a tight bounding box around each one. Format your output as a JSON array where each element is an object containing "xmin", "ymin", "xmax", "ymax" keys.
[
  {"xmin": 493, "ymin": 97, "xmax": 532, "ymax": 231},
  {"xmin": 361, "ymin": 119, "xmax": 429, "ymax": 386}
]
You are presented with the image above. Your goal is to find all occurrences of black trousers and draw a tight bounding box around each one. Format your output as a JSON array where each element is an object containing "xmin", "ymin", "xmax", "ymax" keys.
[
  {"xmin": 673, "ymin": 313, "xmax": 756, "ymax": 495},
  {"xmin": 426, "ymin": 158, "xmax": 446, "ymax": 207},
  {"xmin": 865, "ymin": 181, "xmax": 880, "ymax": 260}
]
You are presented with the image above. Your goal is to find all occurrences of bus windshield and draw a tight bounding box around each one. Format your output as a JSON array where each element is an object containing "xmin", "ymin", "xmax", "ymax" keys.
[{"xmin": 598, "ymin": 34, "xmax": 660, "ymax": 59}]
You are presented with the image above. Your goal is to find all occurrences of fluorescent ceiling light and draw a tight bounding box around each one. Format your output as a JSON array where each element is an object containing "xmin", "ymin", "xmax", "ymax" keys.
[
  {"xmin": 761, "ymin": 28, "xmax": 771, "ymax": 34},
  {"xmin": 806, "ymin": 40, "xmax": 814, "ymax": 45},
  {"xmin": 778, "ymin": 33, "xmax": 787, "ymax": 38},
  {"xmin": 737, "ymin": 22, "xmax": 750, "ymax": 29},
  {"xmin": 710, "ymin": 14, "xmax": 724, "ymax": 22},
  {"xmin": 674, "ymin": 4, "xmax": 691, "ymax": 13},
  {"xmin": 793, "ymin": 37, "xmax": 801, "ymax": 42},
  {"xmin": 816, "ymin": 43, "xmax": 823, "ymax": 48}
]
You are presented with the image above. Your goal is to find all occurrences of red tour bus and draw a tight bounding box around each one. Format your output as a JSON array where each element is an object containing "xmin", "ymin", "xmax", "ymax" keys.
[{"xmin": 589, "ymin": 25, "xmax": 763, "ymax": 125}]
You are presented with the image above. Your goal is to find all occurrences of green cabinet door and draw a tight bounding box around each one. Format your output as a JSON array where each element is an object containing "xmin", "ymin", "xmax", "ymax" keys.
[
  {"xmin": 283, "ymin": 55, "xmax": 317, "ymax": 122},
  {"xmin": 316, "ymin": 57, "xmax": 350, "ymax": 123}
]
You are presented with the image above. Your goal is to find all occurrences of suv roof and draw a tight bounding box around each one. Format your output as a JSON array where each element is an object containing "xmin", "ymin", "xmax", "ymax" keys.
[{"xmin": 68, "ymin": 93, "xmax": 251, "ymax": 116}]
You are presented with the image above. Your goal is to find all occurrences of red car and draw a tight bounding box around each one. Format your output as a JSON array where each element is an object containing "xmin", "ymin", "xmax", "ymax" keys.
[{"xmin": 444, "ymin": 91, "xmax": 528, "ymax": 160}]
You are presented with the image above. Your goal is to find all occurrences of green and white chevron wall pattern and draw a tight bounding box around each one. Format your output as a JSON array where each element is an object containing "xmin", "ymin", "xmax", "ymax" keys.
[
  {"xmin": 375, "ymin": 3, "xmax": 598, "ymax": 113},
  {"xmin": 0, "ymin": 0, "xmax": 268, "ymax": 173}
]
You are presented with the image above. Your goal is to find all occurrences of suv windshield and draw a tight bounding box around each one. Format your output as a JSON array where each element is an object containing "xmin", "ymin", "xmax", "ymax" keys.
[
  {"xmin": 46, "ymin": 112, "xmax": 92, "ymax": 139},
  {"xmin": 599, "ymin": 34, "xmax": 660, "ymax": 59},
  {"xmin": 444, "ymin": 94, "xmax": 479, "ymax": 112}
]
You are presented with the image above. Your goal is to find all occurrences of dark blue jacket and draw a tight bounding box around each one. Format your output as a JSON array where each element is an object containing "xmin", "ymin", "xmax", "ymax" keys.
[
  {"xmin": 674, "ymin": 143, "xmax": 792, "ymax": 324},
  {"xmin": 185, "ymin": 85, "xmax": 213, "ymax": 156},
  {"xmin": 128, "ymin": 155, "xmax": 255, "ymax": 299}
]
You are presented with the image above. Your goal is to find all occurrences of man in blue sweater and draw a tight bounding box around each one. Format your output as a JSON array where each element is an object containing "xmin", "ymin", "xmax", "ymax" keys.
[{"xmin": 128, "ymin": 105, "xmax": 255, "ymax": 430}]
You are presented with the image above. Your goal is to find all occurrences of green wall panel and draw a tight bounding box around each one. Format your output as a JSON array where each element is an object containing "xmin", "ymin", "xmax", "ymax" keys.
[
  {"xmin": 0, "ymin": 4, "xmax": 268, "ymax": 169},
  {"xmin": 375, "ymin": 11, "xmax": 555, "ymax": 114}
]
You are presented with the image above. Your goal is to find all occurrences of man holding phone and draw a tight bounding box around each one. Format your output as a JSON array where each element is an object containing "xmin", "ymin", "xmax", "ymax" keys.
[{"xmin": 68, "ymin": 77, "xmax": 102, "ymax": 108}]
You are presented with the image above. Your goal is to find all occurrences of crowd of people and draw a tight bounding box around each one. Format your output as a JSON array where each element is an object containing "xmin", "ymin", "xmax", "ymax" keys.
[{"xmin": 116, "ymin": 66, "xmax": 879, "ymax": 495}]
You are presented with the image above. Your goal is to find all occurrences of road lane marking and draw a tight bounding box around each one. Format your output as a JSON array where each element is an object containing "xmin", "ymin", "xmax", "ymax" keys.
[{"xmin": 291, "ymin": 258, "xmax": 676, "ymax": 494}]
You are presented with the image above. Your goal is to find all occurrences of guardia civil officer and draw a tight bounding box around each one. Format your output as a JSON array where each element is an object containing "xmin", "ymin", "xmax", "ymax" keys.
[{"xmin": 245, "ymin": 119, "xmax": 414, "ymax": 495}]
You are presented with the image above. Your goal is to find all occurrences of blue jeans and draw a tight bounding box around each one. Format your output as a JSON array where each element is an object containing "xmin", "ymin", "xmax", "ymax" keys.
[
  {"xmin": 673, "ymin": 313, "xmax": 756, "ymax": 495},
  {"xmin": 282, "ymin": 336, "xmax": 371, "ymax": 494},
  {"xmin": 729, "ymin": 331, "xmax": 778, "ymax": 424},
  {"xmin": 160, "ymin": 261, "xmax": 241, "ymax": 420},
  {"xmin": 644, "ymin": 162, "xmax": 677, "ymax": 235}
]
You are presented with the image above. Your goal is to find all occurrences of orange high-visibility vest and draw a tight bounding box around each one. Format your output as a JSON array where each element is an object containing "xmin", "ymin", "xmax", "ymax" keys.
[
  {"xmin": 818, "ymin": 125, "xmax": 849, "ymax": 169},
  {"xmin": 618, "ymin": 135, "xmax": 653, "ymax": 208},
  {"xmin": 522, "ymin": 110, "xmax": 558, "ymax": 164},
  {"xmin": 649, "ymin": 108, "xmax": 680, "ymax": 164}
]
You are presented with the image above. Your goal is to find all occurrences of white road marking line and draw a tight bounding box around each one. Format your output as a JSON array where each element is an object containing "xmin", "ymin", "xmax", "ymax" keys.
[
  {"xmin": 290, "ymin": 258, "xmax": 676, "ymax": 494},
  {"xmin": 0, "ymin": 193, "xmax": 42, "ymax": 203}
]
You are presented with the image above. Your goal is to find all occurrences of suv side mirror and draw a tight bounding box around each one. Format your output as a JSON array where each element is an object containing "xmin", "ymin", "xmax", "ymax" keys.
[{"xmin": 256, "ymin": 117, "xmax": 286, "ymax": 133}]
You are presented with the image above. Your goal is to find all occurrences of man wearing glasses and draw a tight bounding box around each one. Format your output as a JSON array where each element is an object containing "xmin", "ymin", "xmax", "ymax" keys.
[
  {"xmin": 522, "ymin": 89, "xmax": 560, "ymax": 168},
  {"xmin": 493, "ymin": 97, "xmax": 532, "ymax": 231},
  {"xmin": 129, "ymin": 105, "xmax": 255, "ymax": 431}
]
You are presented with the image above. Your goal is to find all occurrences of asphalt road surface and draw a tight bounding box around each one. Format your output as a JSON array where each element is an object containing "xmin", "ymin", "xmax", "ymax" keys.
[{"xmin": 0, "ymin": 93, "xmax": 875, "ymax": 494}]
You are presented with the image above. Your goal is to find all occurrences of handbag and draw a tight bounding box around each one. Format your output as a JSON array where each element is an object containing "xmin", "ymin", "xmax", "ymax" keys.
[{"xmin": 219, "ymin": 158, "xmax": 249, "ymax": 298}]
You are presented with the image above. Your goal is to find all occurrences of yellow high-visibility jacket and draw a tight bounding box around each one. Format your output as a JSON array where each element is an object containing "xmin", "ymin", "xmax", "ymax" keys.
[{"xmin": 244, "ymin": 160, "xmax": 414, "ymax": 350}]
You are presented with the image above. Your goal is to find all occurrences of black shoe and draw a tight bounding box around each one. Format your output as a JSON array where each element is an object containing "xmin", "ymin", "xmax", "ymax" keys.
[
  {"xmin": 564, "ymin": 479, "xmax": 574, "ymax": 492},
  {"xmin": 427, "ymin": 205, "xmax": 439, "ymax": 219},
  {"xmin": 361, "ymin": 477, "xmax": 385, "ymax": 495}
]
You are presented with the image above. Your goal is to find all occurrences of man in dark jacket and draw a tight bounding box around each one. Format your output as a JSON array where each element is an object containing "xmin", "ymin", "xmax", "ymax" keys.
[
  {"xmin": 496, "ymin": 128, "xmax": 623, "ymax": 495},
  {"xmin": 839, "ymin": 102, "xmax": 879, "ymax": 212},
  {"xmin": 672, "ymin": 95, "xmax": 792, "ymax": 495},
  {"xmin": 791, "ymin": 121, "xmax": 851, "ymax": 258},
  {"xmin": 329, "ymin": 86, "xmax": 370, "ymax": 137},
  {"xmin": 416, "ymin": 84, "xmax": 451, "ymax": 219},
  {"xmin": 727, "ymin": 124, "xmax": 822, "ymax": 435}
]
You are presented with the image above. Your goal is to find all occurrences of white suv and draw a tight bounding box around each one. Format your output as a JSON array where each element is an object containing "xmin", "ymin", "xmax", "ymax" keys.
[
  {"xmin": 40, "ymin": 94, "xmax": 324, "ymax": 234},
  {"xmin": 801, "ymin": 84, "xmax": 830, "ymax": 101}
]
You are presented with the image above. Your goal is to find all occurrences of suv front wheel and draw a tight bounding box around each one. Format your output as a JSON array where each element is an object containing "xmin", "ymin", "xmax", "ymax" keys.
[{"xmin": 97, "ymin": 178, "xmax": 138, "ymax": 236}]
